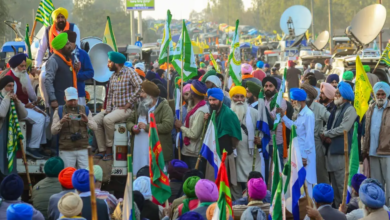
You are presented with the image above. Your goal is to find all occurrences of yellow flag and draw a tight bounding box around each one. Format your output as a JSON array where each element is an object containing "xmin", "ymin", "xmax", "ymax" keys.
[
  {"xmin": 103, "ymin": 16, "xmax": 118, "ymax": 52},
  {"xmin": 210, "ymin": 53, "xmax": 221, "ymax": 73},
  {"xmin": 354, "ymin": 55, "xmax": 373, "ymax": 122},
  {"xmin": 273, "ymin": 30, "xmax": 277, "ymax": 34},
  {"xmin": 305, "ymin": 30, "xmax": 310, "ymax": 40},
  {"xmin": 197, "ymin": 37, "xmax": 203, "ymax": 54},
  {"xmin": 276, "ymin": 33, "xmax": 282, "ymax": 41}
]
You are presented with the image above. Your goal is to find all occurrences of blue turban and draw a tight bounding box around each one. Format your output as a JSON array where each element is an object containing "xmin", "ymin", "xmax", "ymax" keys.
[
  {"xmin": 207, "ymin": 88, "xmax": 224, "ymax": 101},
  {"xmin": 373, "ymin": 82, "xmax": 390, "ymax": 97},
  {"xmin": 108, "ymin": 51, "xmax": 126, "ymax": 64},
  {"xmin": 178, "ymin": 211, "xmax": 205, "ymax": 220},
  {"xmin": 256, "ymin": 61, "xmax": 264, "ymax": 68},
  {"xmin": 0, "ymin": 174, "xmax": 24, "ymax": 200},
  {"xmin": 351, "ymin": 174, "xmax": 367, "ymax": 193},
  {"xmin": 338, "ymin": 81, "xmax": 354, "ymax": 101},
  {"xmin": 8, "ymin": 53, "xmax": 27, "ymax": 69},
  {"xmin": 290, "ymin": 88, "xmax": 307, "ymax": 101},
  {"xmin": 6, "ymin": 204, "xmax": 33, "ymax": 220},
  {"xmin": 326, "ymin": 74, "xmax": 340, "ymax": 84},
  {"xmin": 124, "ymin": 61, "xmax": 133, "ymax": 68},
  {"xmin": 313, "ymin": 183, "xmax": 334, "ymax": 204},
  {"xmin": 72, "ymin": 169, "xmax": 93, "ymax": 192},
  {"xmin": 264, "ymin": 63, "xmax": 270, "ymax": 68},
  {"xmin": 362, "ymin": 178, "xmax": 384, "ymax": 191},
  {"xmin": 360, "ymin": 183, "xmax": 385, "ymax": 209},
  {"xmin": 191, "ymin": 81, "xmax": 208, "ymax": 96}
]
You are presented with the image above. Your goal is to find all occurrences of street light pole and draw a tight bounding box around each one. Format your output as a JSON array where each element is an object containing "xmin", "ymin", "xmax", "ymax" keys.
[
  {"xmin": 311, "ymin": 0, "xmax": 314, "ymax": 41},
  {"xmin": 378, "ymin": 0, "xmax": 383, "ymax": 53},
  {"xmin": 328, "ymin": 0, "xmax": 333, "ymax": 53}
]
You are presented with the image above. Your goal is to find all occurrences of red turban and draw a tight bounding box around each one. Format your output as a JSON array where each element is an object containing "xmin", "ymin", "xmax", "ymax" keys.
[
  {"xmin": 58, "ymin": 167, "xmax": 77, "ymax": 189},
  {"xmin": 288, "ymin": 60, "xmax": 295, "ymax": 67}
]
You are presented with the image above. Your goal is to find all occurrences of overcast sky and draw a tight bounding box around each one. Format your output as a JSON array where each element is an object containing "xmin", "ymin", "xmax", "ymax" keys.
[{"xmin": 140, "ymin": 0, "xmax": 252, "ymax": 20}]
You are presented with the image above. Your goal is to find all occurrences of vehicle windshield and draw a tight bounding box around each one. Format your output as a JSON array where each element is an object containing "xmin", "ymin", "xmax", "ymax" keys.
[{"xmin": 85, "ymin": 85, "xmax": 106, "ymax": 114}]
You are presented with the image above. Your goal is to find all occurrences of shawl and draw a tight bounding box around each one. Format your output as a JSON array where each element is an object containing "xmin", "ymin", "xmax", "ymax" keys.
[
  {"xmin": 184, "ymin": 100, "xmax": 206, "ymax": 146},
  {"xmin": 215, "ymin": 104, "xmax": 242, "ymax": 140}
]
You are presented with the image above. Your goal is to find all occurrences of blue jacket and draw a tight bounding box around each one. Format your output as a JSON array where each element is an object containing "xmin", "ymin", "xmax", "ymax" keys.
[{"xmin": 73, "ymin": 46, "xmax": 94, "ymax": 98}]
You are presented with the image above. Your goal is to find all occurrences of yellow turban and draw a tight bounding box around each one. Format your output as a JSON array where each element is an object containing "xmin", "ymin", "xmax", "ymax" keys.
[
  {"xmin": 229, "ymin": 85, "xmax": 247, "ymax": 98},
  {"xmin": 52, "ymin": 7, "xmax": 69, "ymax": 22}
]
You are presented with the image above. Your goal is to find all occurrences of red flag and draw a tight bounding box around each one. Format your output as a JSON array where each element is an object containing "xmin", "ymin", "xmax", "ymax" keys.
[{"xmin": 215, "ymin": 150, "xmax": 233, "ymax": 216}]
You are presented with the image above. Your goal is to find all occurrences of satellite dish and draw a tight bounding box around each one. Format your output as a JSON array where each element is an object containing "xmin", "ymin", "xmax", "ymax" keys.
[
  {"xmin": 346, "ymin": 4, "xmax": 386, "ymax": 48},
  {"xmin": 310, "ymin": 31, "xmax": 329, "ymax": 51},
  {"xmin": 89, "ymin": 43, "xmax": 114, "ymax": 83},
  {"xmin": 280, "ymin": 5, "xmax": 312, "ymax": 37}
]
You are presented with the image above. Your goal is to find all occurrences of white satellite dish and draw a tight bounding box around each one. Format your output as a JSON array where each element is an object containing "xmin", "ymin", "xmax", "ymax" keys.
[
  {"xmin": 311, "ymin": 31, "xmax": 329, "ymax": 51},
  {"xmin": 280, "ymin": 5, "xmax": 312, "ymax": 37}
]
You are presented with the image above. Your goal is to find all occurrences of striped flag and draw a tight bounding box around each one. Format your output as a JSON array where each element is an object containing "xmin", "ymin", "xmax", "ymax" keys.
[
  {"xmin": 209, "ymin": 53, "xmax": 221, "ymax": 73},
  {"xmin": 35, "ymin": 0, "xmax": 55, "ymax": 27},
  {"xmin": 257, "ymin": 88, "xmax": 271, "ymax": 160},
  {"xmin": 272, "ymin": 68, "xmax": 287, "ymax": 130},
  {"xmin": 200, "ymin": 110, "xmax": 221, "ymax": 179},
  {"xmin": 380, "ymin": 43, "xmax": 390, "ymax": 67},
  {"xmin": 158, "ymin": 10, "xmax": 173, "ymax": 64},
  {"xmin": 270, "ymin": 135, "xmax": 283, "ymax": 202},
  {"xmin": 227, "ymin": 20, "xmax": 242, "ymax": 86},
  {"xmin": 270, "ymin": 176, "xmax": 285, "ymax": 220},
  {"xmin": 24, "ymin": 24, "xmax": 32, "ymax": 59},
  {"xmin": 213, "ymin": 150, "xmax": 233, "ymax": 219},
  {"xmin": 174, "ymin": 87, "xmax": 183, "ymax": 149},
  {"xmin": 122, "ymin": 153, "xmax": 136, "ymax": 220},
  {"xmin": 103, "ymin": 16, "xmax": 118, "ymax": 52},
  {"xmin": 346, "ymin": 122, "xmax": 360, "ymax": 203}
]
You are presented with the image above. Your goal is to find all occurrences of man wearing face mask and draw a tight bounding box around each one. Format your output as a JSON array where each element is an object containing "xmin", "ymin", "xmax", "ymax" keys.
[
  {"xmin": 36, "ymin": 7, "xmax": 80, "ymax": 68},
  {"xmin": 362, "ymin": 82, "xmax": 390, "ymax": 205},
  {"xmin": 277, "ymin": 88, "xmax": 316, "ymax": 197},
  {"xmin": 321, "ymin": 81, "xmax": 357, "ymax": 207}
]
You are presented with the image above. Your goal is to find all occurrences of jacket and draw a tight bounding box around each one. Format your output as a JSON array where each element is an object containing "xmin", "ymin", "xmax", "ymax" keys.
[
  {"xmin": 142, "ymin": 200, "xmax": 160, "ymax": 220},
  {"xmin": 48, "ymin": 190, "xmax": 76, "ymax": 220},
  {"xmin": 317, "ymin": 205, "xmax": 346, "ymax": 220},
  {"xmin": 32, "ymin": 177, "xmax": 63, "ymax": 219},
  {"xmin": 0, "ymin": 200, "xmax": 44, "ymax": 220},
  {"xmin": 80, "ymin": 195, "xmax": 110, "ymax": 220},
  {"xmin": 360, "ymin": 208, "xmax": 388, "ymax": 220},
  {"xmin": 74, "ymin": 46, "xmax": 94, "ymax": 98},
  {"xmin": 362, "ymin": 101, "xmax": 390, "ymax": 155},
  {"xmin": 127, "ymin": 98, "xmax": 174, "ymax": 162},
  {"xmin": 0, "ymin": 95, "xmax": 27, "ymax": 130}
]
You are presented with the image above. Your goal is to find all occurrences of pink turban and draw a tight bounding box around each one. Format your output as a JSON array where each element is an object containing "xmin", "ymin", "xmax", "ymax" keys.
[
  {"xmin": 241, "ymin": 63, "xmax": 253, "ymax": 75},
  {"xmin": 252, "ymin": 69, "xmax": 266, "ymax": 81},
  {"xmin": 195, "ymin": 179, "xmax": 219, "ymax": 202},
  {"xmin": 248, "ymin": 178, "xmax": 267, "ymax": 200},
  {"xmin": 320, "ymin": 82, "xmax": 337, "ymax": 100},
  {"xmin": 183, "ymin": 84, "xmax": 191, "ymax": 93}
]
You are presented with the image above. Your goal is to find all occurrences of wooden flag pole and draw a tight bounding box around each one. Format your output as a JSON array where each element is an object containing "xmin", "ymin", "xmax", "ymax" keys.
[
  {"xmin": 29, "ymin": 20, "xmax": 37, "ymax": 44},
  {"xmin": 19, "ymin": 140, "xmax": 33, "ymax": 196},
  {"xmin": 304, "ymin": 181, "xmax": 315, "ymax": 220},
  {"xmin": 341, "ymin": 130, "xmax": 350, "ymax": 207},
  {"xmin": 87, "ymin": 147, "xmax": 98, "ymax": 220},
  {"xmin": 195, "ymin": 119, "xmax": 208, "ymax": 169}
]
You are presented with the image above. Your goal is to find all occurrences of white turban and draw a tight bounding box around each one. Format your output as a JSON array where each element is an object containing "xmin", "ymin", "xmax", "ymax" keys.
[
  {"xmin": 133, "ymin": 176, "xmax": 152, "ymax": 200},
  {"xmin": 206, "ymin": 75, "xmax": 222, "ymax": 88}
]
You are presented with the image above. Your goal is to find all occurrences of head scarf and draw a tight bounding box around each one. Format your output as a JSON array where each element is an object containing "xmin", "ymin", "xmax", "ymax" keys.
[
  {"xmin": 133, "ymin": 191, "xmax": 145, "ymax": 211},
  {"xmin": 179, "ymin": 211, "xmax": 205, "ymax": 220},
  {"xmin": 240, "ymin": 206, "xmax": 266, "ymax": 220},
  {"xmin": 373, "ymin": 82, "xmax": 390, "ymax": 97},
  {"xmin": 326, "ymin": 74, "xmax": 340, "ymax": 84},
  {"xmin": 252, "ymin": 69, "xmax": 266, "ymax": 81},
  {"xmin": 290, "ymin": 88, "xmax": 307, "ymax": 101},
  {"xmin": 191, "ymin": 81, "xmax": 208, "ymax": 97},
  {"xmin": 51, "ymin": 32, "xmax": 68, "ymax": 50},
  {"xmin": 248, "ymin": 178, "xmax": 267, "ymax": 200},
  {"xmin": 136, "ymin": 166, "xmax": 150, "ymax": 178},
  {"xmin": 343, "ymin": 71, "xmax": 354, "ymax": 81},
  {"xmin": 246, "ymin": 81, "xmax": 261, "ymax": 98},
  {"xmin": 195, "ymin": 179, "xmax": 219, "ymax": 202},
  {"xmin": 338, "ymin": 81, "xmax": 354, "ymax": 101},
  {"xmin": 351, "ymin": 174, "xmax": 367, "ymax": 194},
  {"xmin": 183, "ymin": 169, "xmax": 205, "ymax": 182},
  {"xmin": 300, "ymin": 82, "xmax": 318, "ymax": 100},
  {"xmin": 108, "ymin": 51, "xmax": 126, "ymax": 64},
  {"xmin": 313, "ymin": 183, "xmax": 334, "ymax": 203},
  {"xmin": 58, "ymin": 167, "xmax": 76, "ymax": 189},
  {"xmin": 168, "ymin": 159, "xmax": 189, "ymax": 180},
  {"xmin": 133, "ymin": 176, "xmax": 152, "ymax": 200},
  {"xmin": 58, "ymin": 192, "xmax": 83, "ymax": 217},
  {"xmin": 207, "ymin": 88, "xmax": 224, "ymax": 101},
  {"xmin": 87, "ymin": 165, "xmax": 103, "ymax": 182},
  {"xmin": 262, "ymin": 76, "xmax": 277, "ymax": 88},
  {"xmin": 6, "ymin": 204, "xmax": 33, "ymax": 220},
  {"xmin": 52, "ymin": 7, "xmax": 68, "ymax": 21},
  {"xmin": 206, "ymin": 203, "xmax": 230, "ymax": 220},
  {"xmin": 363, "ymin": 65, "xmax": 371, "ymax": 73},
  {"xmin": 124, "ymin": 61, "xmax": 133, "ymax": 68},
  {"xmin": 206, "ymin": 75, "xmax": 222, "ymax": 88},
  {"xmin": 44, "ymin": 157, "xmax": 64, "ymax": 177},
  {"xmin": 0, "ymin": 174, "xmax": 24, "ymax": 200},
  {"xmin": 359, "ymin": 183, "xmax": 385, "ymax": 209},
  {"xmin": 8, "ymin": 53, "xmax": 27, "ymax": 69},
  {"xmin": 256, "ymin": 61, "xmax": 264, "ymax": 68},
  {"xmin": 142, "ymin": 81, "xmax": 160, "ymax": 97},
  {"xmin": 135, "ymin": 62, "xmax": 146, "ymax": 72},
  {"xmin": 241, "ymin": 63, "xmax": 253, "ymax": 74},
  {"xmin": 72, "ymin": 169, "xmax": 92, "ymax": 192},
  {"xmin": 201, "ymin": 70, "xmax": 217, "ymax": 83},
  {"xmin": 229, "ymin": 86, "xmax": 247, "ymax": 98},
  {"xmin": 0, "ymin": 75, "xmax": 15, "ymax": 90},
  {"xmin": 320, "ymin": 82, "xmax": 336, "ymax": 100}
]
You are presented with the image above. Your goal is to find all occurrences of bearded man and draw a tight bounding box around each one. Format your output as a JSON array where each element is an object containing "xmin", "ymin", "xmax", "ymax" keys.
[
  {"xmin": 319, "ymin": 82, "xmax": 336, "ymax": 112},
  {"xmin": 277, "ymin": 88, "xmax": 316, "ymax": 197},
  {"xmin": 229, "ymin": 86, "xmax": 262, "ymax": 195},
  {"xmin": 36, "ymin": 7, "xmax": 80, "ymax": 68},
  {"xmin": 362, "ymin": 82, "xmax": 390, "ymax": 205},
  {"xmin": 321, "ymin": 82, "xmax": 357, "ymax": 207},
  {"xmin": 6, "ymin": 54, "xmax": 49, "ymax": 159},
  {"xmin": 301, "ymin": 83, "xmax": 330, "ymax": 184}
]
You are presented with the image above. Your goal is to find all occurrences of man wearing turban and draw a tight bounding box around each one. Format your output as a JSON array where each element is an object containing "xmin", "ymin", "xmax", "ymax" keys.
[
  {"xmin": 94, "ymin": 51, "xmax": 143, "ymax": 161},
  {"xmin": 168, "ymin": 160, "xmax": 189, "ymax": 203},
  {"xmin": 174, "ymin": 81, "xmax": 209, "ymax": 170},
  {"xmin": 321, "ymin": 81, "xmax": 357, "ymax": 207},
  {"xmin": 319, "ymin": 82, "xmax": 337, "ymax": 112},
  {"xmin": 241, "ymin": 63, "xmax": 262, "ymax": 87},
  {"xmin": 359, "ymin": 183, "xmax": 388, "ymax": 219},
  {"xmin": 35, "ymin": 7, "xmax": 80, "ymax": 68},
  {"xmin": 204, "ymin": 74, "xmax": 231, "ymax": 107},
  {"xmin": 133, "ymin": 176, "xmax": 161, "ymax": 220},
  {"xmin": 326, "ymin": 74, "xmax": 340, "ymax": 88},
  {"xmin": 362, "ymin": 81, "xmax": 390, "ymax": 205},
  {"xmin": 191, "ymin": 179, "xmax": 219, "ymax": 218},
  {"xmin": 363, "ymin": 65, "xmax": 380, "ymax": 88},
  {"xmin": 278, "ymin": 88, "xmax": 316, "ymax": 197},
  {"xmin": 286, "ymin": 60, "xmax": 301, "ymax": 99}
]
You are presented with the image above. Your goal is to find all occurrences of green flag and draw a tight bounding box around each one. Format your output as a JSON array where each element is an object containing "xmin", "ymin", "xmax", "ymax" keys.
[
  {"xmin": 347, "ymin": 122, "xmax": 360, "ymax": 203},
  {"xmin": 35, "ymin": 0, "xmax": 55, "ymax": 27},
  {"xmin": 227, "ymin": 20, "xmax": 241, "ymax": 85},
  {"xmin": 158, "ymin": 10, "xmax": 174, "ymax": 65},
  {"xmin": 380, "ymin": 43, "xmax": 390, "ymax": 67},
  {"xmin": 6, "ymin": 99, "xmax": 24, "ymax": 173},
  {"xmin": 25, "ymin": 24, "xmax": 32, "ymax": 59},
  {"xmin": 271, "ymin": 134, "xmax": 282, "ymax": 203},
  {"xmin": 271, "ymin": 68, "xmax": 287, "ymax": 130}
]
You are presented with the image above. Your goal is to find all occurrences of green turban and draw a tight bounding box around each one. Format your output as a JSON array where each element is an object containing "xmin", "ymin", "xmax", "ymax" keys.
[
  {"xmin": 51, "ymin": 33, "xmax": 68, "ymax": 50},
  {"xmin": 343, "ymin": 71, "xmax": 354, "ymax": 81},
  {"xmin": 87, "ymin": 165, "xmax": 103, "ymax": 182},
  {"xmin": 108, "ymin": 51, "xmax": 126, "ymax": 64},
  {"xmin": 201, "ymin": 70, "xmax": 217, "ymax": 83},
  {"xmin": 363, "ymin": 65, "xmax": 371, "ymax": 73},
  {"xmin": 183, "ymin": 176, "xmax": 200, "ymax": 198},
  {"xmin": 200, "ymin": 62, "xmax": 206, "ymax": 68},
  {"xmin": 246, "ymin": 81, "xmax": 261, "ymax": 97},
  {"xmin": 44, "ymin": 157, "xmax": 64, "ymax": 177}
]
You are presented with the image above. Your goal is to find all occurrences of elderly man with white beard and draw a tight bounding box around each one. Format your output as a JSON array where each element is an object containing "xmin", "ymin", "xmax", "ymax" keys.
[
  {"xmin": 229, "ymin": 85, "xmax": 262, "ymax": 195},
  {"xmin": 321, "ymin": 81, "xmax": 357, "ymax": 208},
  {"xmin": 362, "ymin": 82, "xmax": 390, "ymax": 205},
  {"xmin": 6, "ymin": 54, "xmax": 49, "ymax": 159},
  {"xmin": 277, "ymin": 88, "xmax": 316, "ymax": 197}
]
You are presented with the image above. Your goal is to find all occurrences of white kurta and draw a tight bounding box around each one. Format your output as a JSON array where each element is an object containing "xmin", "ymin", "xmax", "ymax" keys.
[{"xmin": 133, "ymin": 116, "xmax": 149, "ymax": 175}]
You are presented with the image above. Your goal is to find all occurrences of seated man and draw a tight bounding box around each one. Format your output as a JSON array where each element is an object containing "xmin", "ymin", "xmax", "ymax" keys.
[
  {"xmin": 6, "ymin": 204, "xmax": 34, "ymax": 220},
  {"xmin": 192, "ymin": 179, "xmax": 219, "ymax": 219},
  {"xmin": 57, "ymin": 192, "xmax": 86, "ymax": 220},
  {"xmin": 133, "ymin": 176, "xmax": 161, "ymax": 220},
  {"xmin": 232, "ymin": 171, "xmax": 271, "ymax": 205},
  {"xmin": 359, "ymin": 182, "xmax": 388, "ymax": 220},
  {"xmin": 175, "ymin": 176, "xmax": 201, "ymax": 217},
  {"xmin": 94, "ymin": 51, "xmax": 142, "ymax": 161},
  {"xmin": 167, "ymin": 159, "xmax": 189, "ymax": 203},
  {"xmin": 51, "ymin": 87, "xmax": 97, "ymax": 168}
]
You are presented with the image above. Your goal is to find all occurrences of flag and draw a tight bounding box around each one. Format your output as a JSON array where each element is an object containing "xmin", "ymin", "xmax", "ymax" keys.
[
  {"xmin": 25, "ymin": 24, "xmax": 32, "ymax": 59},
  {"xmin": 122, "ymin": 153, "xmax": 136, "ymax": 220},
  {"xmin": 214, "ymin": 150, "xmax": 233, "ymax": 218},
  {"xmin": 210, "ymin": 53, "xmax": 221, "ymax": 73},
  {"xmin": 174, "ymin": 87, "xmax": 183, "ymax": 149},
  {"xmin": 172, "ymin": 20, "xmax": 198, "ymax": 81},
  {"xmin": 270, "ymin": 176, "xmax": 285, "ymax": 220},
  {"xmin": 227, "ymin": 20, "xmax": 242, "ymax": 86},
  {"xmin": 346, "ymin": 122, "xmax": 360, "ymax": 203},
  {"xmin": 6, "ymin": 100, "xmax": 24, "ymax": 173},
  {"xmin": 284, "ymin": 126, "xmax": 306, "ymax": 220},
  {"xmin": 103, "ymin": 16, "xmax": 118, "ymax": 52},
  {"xmin": 197, "ymin": 37, "xmax": 204, "ymax": 54},
  {"xmin": 257, "ymin": 88, "xmax": 271, "ymax": 160},
  {"xmin": 380, "ymin": 43, "xmax": 390, "ymax": 67},
  {"xmin": 270, "ymin": 135, "xmax": 282, "ymax": 202},
  {"xmin": 158, "ymin": 10, "xmax": 173, "ymax": 65},
  {"xmin": 200, "ymin": 111, "xmax": 221, "ymax": 179},
  {"xmin": 305, "ymin": 30, "xmax": 310, "ymax": 40},
  {"xmin": 272, "ymin": 68, "xmax": 287, "ymax": 130},
  {"xmin": 149, "ymin": 113, "xmax": 171, "ymax": 204},
  {"xmin": 35, "ymin": 0, "xmax": 55, "ymax": 27},
  {"xmin": 354, "ymin": 56, "xmax": 372, "ymax": 122}
]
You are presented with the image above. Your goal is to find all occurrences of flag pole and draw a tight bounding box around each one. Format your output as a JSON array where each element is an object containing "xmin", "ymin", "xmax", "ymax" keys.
[
  {"xmin": 29, "ymin": 20, "xmax": 37, "ymax": 44},
  {"xmin": 304, "ymin": 182, "xmax": 315, "ymax": 220},
  {"xmin": 372, "ymin": 44, "xmax": 388, "ymax": 74},
  {"xmin": 19, "ymin": 140, "xmax": 33, "ymax": 196},
  {"xmin": 268, "ymin": 156, "xmax": 273, "ymax": 190},
  {"xmin": 178, "ymin": 60, "xmax": 184, "ymax": 161},
  {"xmin": 341, "ymin": 130, "xmax": 349, "ymax": 207},
  {"xmin": 195, "ymin": 119, "xmax": 208, "ymax": 169},
  {"xmin": 87, "ymin": 147, "xmax": 98, "ymax": 220},
  {"xmin": 166, "ymin": 48, "xmax": 170, "ymax": 99}
]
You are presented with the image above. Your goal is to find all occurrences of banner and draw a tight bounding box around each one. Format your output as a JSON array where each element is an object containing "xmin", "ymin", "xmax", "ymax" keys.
[{"xmin": 126, "ymin": 0, "xmax": 155, "ymax": 10}]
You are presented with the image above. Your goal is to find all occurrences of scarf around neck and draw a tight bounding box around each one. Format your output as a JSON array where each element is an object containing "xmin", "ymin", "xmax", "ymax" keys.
[
  {"xmin": 183, "ymin": 100, "xmax": 206, "ymax": 146},
  {"xmin": 53, "ymin": 50, "xmax": 77, "ymax": 90},
  {"xmin": 49, "ymin": 22, "xmax": 70, "ymax": 53}
]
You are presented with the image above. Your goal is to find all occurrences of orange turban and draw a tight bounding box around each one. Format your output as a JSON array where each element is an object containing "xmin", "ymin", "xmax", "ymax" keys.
[
  {"xmin": 206, "ymin": 203, "xmax": 230, "ymax": 220},
  {"xmin": 135, "ymin": 69, "xmax": 146, "ymax": 78},
  {"xmin": 58, "ymin": 167, "xmax": 77, "ymax": 189}
]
